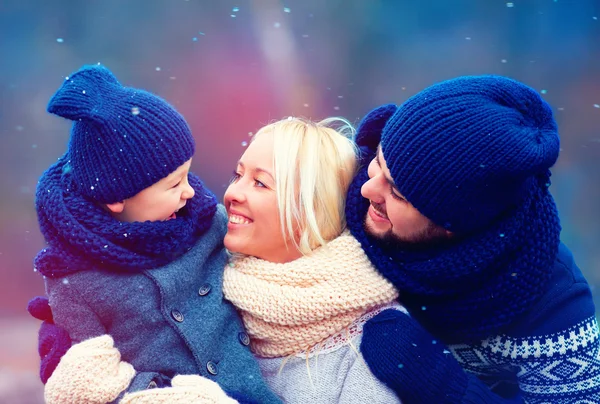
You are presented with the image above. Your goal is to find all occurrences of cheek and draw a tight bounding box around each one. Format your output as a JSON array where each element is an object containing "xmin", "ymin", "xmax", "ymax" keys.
[
  {"xmin": 267, "ymin": 203, "xmax": 281, "ymax": 229},
  {"xmin": 156, "ymin": 193, "xmax": 173, "ymax": 208},
  {"xmin": 262, "ymin": 198, "xmax": 285, "ymax": 239},
  {"xmin": 386, "ymin": 203, "xmax": 411, "ymax": 228},
  {"xmin": 387, "ymin": 204, "xmax": 428, "ymax": 232}
]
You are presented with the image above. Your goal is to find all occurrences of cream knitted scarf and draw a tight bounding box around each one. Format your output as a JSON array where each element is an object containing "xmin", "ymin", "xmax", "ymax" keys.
[{"xmin": 223, "ymin": 231, "xmax": 399, "ymax": 358}]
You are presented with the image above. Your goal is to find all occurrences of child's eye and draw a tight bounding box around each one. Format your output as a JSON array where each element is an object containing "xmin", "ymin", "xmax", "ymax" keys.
[
  {"xmin": 171, "ymin": 181, "xmax": 181, "ymax": 189},
  {"xmin": 255, "ymin": 180, "xmax": 266, "ymax": 188}
]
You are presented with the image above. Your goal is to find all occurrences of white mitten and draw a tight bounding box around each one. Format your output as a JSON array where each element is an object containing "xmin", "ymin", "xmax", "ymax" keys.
[
  {"xmin": 45, "ymin": 335, "xmax": 135, "ymax": 404},
  {"xmin": 120, "ymin": 374, "xmax": 239, "ymax": 404}
]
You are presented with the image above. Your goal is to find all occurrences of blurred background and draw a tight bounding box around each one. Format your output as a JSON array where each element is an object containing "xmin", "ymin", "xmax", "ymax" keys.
[{"xmin": 1, "ymin": 0, "xmax": 599, "ymax": 402}]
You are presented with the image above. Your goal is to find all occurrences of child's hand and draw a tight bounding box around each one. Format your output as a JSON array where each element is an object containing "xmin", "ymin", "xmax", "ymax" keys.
[
  {"xmin": 45, "ymin": 335, "xmax": 135, "ymax": 404},
  {"xmin": 120, "ymin": 374, "xmax": 239, "ymax": 404},
  {"xmin": 27, "ymin": 295, "xmax": 72, "ymax": 383}
]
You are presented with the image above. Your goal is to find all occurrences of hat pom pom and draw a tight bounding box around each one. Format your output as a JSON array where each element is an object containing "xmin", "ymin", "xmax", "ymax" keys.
[
  {"xmin": 47, "ymin": 64, "xmax": 121, "ymax": 122},
  {"xmin": 355, "ymin": 104, "xmax": 397, "ymax": 151}
]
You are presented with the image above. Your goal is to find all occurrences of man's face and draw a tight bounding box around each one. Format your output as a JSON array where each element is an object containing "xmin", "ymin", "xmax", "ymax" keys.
[{"xmin": 361, "ymin": 145, "xmax": 450, "ymax": 247}]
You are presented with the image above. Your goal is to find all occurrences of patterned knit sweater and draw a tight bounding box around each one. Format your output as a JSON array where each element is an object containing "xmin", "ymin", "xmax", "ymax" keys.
[
  {"xmin": 361, "ymin": 243, "xmax": 600, "ymax": 403},
  {"xmin": 448, "ymin": 242, "xmax": 599, "ymax": 403}
]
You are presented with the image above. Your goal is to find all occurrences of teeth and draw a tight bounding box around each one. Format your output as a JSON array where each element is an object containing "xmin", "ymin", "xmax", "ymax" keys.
[
  {"xmin": 372, "ymin": 205, "xmax": 387, "ymax": 218},
  {"xmin": 229, "ymin": 214, "xmax": 251, "ymax": 225}
]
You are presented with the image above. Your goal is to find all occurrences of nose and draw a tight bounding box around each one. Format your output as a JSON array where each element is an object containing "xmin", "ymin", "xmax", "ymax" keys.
[
  {"xmin": 181, "ymin": 180, "xmax": 195, "ymax": 200},
  {"xmin": 223, "ymin": 180, "xmax": 245, "ymax": 206},
  {"xmin": 361, "ymin": 160, "xmax": 384, "ymax": 203},
  {"xmin": 361, "ymin": 176, "xmax": 382, "ymax": 203}
]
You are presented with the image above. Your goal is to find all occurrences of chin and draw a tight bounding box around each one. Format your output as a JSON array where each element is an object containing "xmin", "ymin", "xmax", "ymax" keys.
[
  {"xmin": 224, "ymin": 235, "xmax": 245, "ymax": 255},
  {"xmin": 364, "ymin": 218, "xmax": 387, "ymax": 239},
  {"xmin": 223, "ymin": 234, "xmax": 235, "ymax": 250}
]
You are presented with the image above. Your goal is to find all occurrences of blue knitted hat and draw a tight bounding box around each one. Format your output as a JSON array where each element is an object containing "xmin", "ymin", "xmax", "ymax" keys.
[
  {"xmin": 380, "ymin": 75, "xmax": 560, "ymax": 234},
  {"xmin": 47, "ymin": 64, "xmax": 195, "ymax": 203}
]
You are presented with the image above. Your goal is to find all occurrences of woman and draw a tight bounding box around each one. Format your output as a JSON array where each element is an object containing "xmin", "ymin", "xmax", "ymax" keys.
[
  {"xmin": 39, "ymin": 117, "xmax": 403, "ymax": 403},
  {"xmin": 221, "ymin": 117, "xmax": 401, "ymax": 403}
]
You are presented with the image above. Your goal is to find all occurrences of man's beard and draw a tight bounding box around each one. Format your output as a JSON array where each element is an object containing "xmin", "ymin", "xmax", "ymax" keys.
[{"xmin": 364, "ymin": 216, "xmax": 454, "ymax": 252}]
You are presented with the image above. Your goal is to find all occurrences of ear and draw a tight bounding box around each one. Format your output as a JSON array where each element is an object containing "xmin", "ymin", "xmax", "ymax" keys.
[{"xmin": 105, "ymin": 201, "xmax": 125, "ymax": 214}]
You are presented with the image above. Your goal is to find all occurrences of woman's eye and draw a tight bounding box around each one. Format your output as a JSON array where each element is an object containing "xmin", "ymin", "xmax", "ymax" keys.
[{"xmin": 230, "ymin": 172, "xmax": 241, "ymax": 183}]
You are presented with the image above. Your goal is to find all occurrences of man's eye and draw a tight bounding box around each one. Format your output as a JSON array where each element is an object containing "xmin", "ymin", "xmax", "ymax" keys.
[{"xmin": 390, "ymin": 187, "xmax": 406, "ymax": 202}]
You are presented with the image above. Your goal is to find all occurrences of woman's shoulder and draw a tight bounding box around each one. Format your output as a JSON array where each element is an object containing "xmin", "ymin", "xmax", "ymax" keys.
[{"xmin": 299, "ymin": 301, "xmax": 407, "ymax": 359}]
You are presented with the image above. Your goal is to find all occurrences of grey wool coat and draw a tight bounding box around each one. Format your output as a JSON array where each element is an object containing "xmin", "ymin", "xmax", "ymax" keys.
[{"xmin": 46, "ymin": 205, "xmax": 281, "ymax": 403}]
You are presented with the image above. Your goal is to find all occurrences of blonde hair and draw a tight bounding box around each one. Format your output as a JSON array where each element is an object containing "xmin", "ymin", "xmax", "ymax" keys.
[{"xmin": 252, "ymin": 116, "xmax": 358, "ymax": 255}]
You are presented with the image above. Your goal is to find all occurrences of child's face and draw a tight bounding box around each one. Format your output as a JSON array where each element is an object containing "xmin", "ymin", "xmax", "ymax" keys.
[
  {"xmin": 108, "ymin": 159, "xmax": 195, "ymax": 222},
  {"xmin": 223, "ymin": 133, "xmax": 301, "ymax": 263}
]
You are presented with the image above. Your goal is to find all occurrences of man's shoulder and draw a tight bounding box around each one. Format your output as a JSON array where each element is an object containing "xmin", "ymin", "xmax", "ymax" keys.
[
  {"xmin": 507, "ymin": 242, "xmax": 595, "ymax": 337},
  {"xmin": 545, "ymin": 242, "xmax": 590, "ymax": 301},
  {"xmin": 555, "ymin": 242, "xmax": 588, "ymax": 284}
]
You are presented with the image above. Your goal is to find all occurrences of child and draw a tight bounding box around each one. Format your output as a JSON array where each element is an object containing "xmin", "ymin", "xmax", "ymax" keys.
[{"xmin": 33, "ymin": 64, "xmax": 281, "ymax": 404}]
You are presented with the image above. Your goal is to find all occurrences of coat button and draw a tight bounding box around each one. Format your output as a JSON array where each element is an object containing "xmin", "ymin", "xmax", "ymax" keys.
[
  {"xmin": 198, "ymin": 283, "xmax": 212, "ymax": 296},
  {"xmin": 238, "ymin": 332, "xmax": 250, "ymax": 346},
  {"xmin": 206, "ymin": 361, "xmax": 218, "ymax": 375},
  {"xmin": 171, "ymin": 309, "xmax": 184, "ymax": 322}
]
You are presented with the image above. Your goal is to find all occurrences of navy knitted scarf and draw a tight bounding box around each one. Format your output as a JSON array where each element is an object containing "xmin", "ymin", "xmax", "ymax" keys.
[
  {"xmin": 35, "ymin": 155, "xmax": 218, "ymax": 278},
  {"xmin": 346, "ymin": 144, "xmax": 561, "ymax": 344}
]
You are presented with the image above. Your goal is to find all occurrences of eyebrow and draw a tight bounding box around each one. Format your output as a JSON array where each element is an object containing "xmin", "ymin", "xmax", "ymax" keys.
[
  {"xmin": 375, "ymin": 145, "xmax": 397, "ymax": 188},
  {"xmin": 236, "ymin": 161, "xmax": 275, "ymax": 182}
]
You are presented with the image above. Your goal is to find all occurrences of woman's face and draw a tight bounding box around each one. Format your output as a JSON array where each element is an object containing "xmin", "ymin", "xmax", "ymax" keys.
[{"xmin": 223, "ymin": 133, "xmax": 302, "ymax": 263}]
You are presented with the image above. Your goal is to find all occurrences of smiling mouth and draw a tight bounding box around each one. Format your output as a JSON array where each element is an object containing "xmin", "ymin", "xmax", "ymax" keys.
[
  {"xmin": 371, "ymin": 203, "xmax": 388, "ymax": 219},
  {"xmin": 228, "ymin": 214, "xmax": 252, "ymax": 225},
  {"xmin": 167, "ymin": 207, "xmax": 184, "ymax": 221}
]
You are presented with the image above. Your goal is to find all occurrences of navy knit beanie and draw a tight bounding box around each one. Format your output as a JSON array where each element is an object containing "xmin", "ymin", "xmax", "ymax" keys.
[
  {"xmin": 47, "ymin": 64, "xmax": 195, "ymax": 203},
  {"xmin": 380, "ymin": 75, "xmax": 560, "ymax": 234}
]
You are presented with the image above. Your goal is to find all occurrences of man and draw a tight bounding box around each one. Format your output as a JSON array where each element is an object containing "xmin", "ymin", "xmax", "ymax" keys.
[{"xmin": 346, "ymin": 75, "xmax": 600, "ymax": 403}]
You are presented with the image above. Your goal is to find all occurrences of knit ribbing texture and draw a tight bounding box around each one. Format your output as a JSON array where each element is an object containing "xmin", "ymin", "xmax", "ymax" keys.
[
  {"xmin": 34, "ymin": 155, "xmax": 217, "ymax": 278},
  {"xmin": 47, "ymin": 64, "xmax": 195, "ymax": 203},
  {"xmin": 223, "ymin": 231, "xmax": 399, "ymax": 357},
  {"xmin": 345, "ymin": 79, "xmax": 562, "ymax": 342}
]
